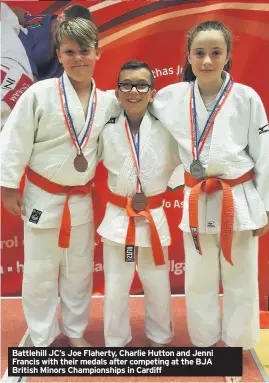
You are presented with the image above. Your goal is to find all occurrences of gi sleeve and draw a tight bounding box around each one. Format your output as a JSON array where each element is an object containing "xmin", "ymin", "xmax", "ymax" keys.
[
  {"xmin": 0, "ymin": 86, "xmax": 38, "ymax": 188},
  {"xmin": 167, "ymin": 131, "xmax": 183, "ymax": 191},
  {"xmin": 105, "ymin": 92, "xmax": 122, "ymax": 120},
  {"xmin": 149, "ymin": 85, "xmax": 172, "ymax": 123},
  {"xmin": 149, "ymin": 82, "xmax": 189, "ymax": 141},
  {"xmin": 248, "ymin": 90, "xmax": 269, "ymax": 211},
  {"xmin": 27, "ymin": 56, "xmax": 38, "ymax": 80},
  {"xmin": 170, "ymin": 133, "xmax": 181, "ymax": 169}
]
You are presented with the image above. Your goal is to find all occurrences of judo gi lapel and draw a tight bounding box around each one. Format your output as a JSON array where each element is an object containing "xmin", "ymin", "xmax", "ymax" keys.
[
  {"xmin": 61, "ymin": 72, "xmax": 86, "ymax": 137},
  {"xmin": 206, "ymin": 72, "xmax": 233, "ymax": 175},
  {"xmin": 192, "ymin": 78, "xmax": 211, "ymax": 164},
  {"xmin": 58, "ymin": 72, "xmax": 99, "ymax": 165},
  {"xmin": 114, "ymin": 111, "xmax": 136, "ymax": 195},
  {"xmin": 139, "ymin": 111, "xmax": 153, "ymax": 163},
  {"xmin": 53, "ymin": 72, "xmax": 98, "ymax": 177},
  {"xmin": 114, "ymin": 110, "xmax": 153, "ymax": 195},
  {"xmin": 61, "ymin": 72, "xmax": 97, "ymax": 144},
  {"xmin": 193, "ymin": 79, "xmax": 210, "ymax": 134}
]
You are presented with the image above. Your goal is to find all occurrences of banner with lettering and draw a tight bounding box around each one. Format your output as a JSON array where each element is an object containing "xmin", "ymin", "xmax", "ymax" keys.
[{"xmin": 1, "ymin": 0, "xmax": 269, "ymax": 312}]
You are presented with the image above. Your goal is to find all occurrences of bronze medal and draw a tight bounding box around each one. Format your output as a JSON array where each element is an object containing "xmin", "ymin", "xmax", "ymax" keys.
[
  {"xmin": 74, "ymin": 154, "xmax": 88, "ymax": 172},
  {"xmin": 131, "ymin": 192, "xmax": 148, "ymax": 212}
]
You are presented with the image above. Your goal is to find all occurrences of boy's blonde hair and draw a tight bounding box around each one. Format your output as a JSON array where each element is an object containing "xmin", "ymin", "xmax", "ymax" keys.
[{"xmin": 55, "ymin": 18, "xmax": 98, "ymax": 50}]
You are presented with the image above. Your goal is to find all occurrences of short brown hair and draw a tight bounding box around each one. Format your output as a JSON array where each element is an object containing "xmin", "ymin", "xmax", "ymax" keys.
[{"xmin": 55, "ymin": 18, "xmax": 98, "ymax": 50}]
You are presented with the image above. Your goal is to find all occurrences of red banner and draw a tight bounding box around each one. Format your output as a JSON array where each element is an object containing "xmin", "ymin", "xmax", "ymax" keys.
[{"xmin": 1, "ymin": 0, "xmax": 269, "ymax": 312}]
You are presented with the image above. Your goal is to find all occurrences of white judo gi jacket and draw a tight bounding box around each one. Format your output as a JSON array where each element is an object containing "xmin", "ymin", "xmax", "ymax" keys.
[
  {"xmin": 0, "ymin": 72, "xmax": 120, "ymax": 229},
  {"xmin": 150, "ymin": 72, "xmax": 269, "ymax": 233},
  {"xmin": 1, "ymin": 3, "xmax": 34, "ymax": 129},
  {"xmin": 97, "ymin": 110, "xmax": 181, "ymax": 247}
]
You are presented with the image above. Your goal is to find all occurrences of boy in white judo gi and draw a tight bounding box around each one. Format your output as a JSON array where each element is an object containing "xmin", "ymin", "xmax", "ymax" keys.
[
  {"xmin": 1, "ymin": 18, "xmax": 119, "ymax": 347},
  {"xmin": 150, "ymin": 20, "xmax": 269, "ymax": 382},
  {"xmin": 98, "ymin": 60, "xmax": 181, "ymax": 347}
]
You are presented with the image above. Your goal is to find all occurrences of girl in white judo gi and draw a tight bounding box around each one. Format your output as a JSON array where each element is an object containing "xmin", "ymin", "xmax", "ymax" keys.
[
  {"xmin": 150, "ymin": 21, "xmax": 269, "ymax": 382},
  {"xmin": 1, "ymin": 18, "xmax": 119, "ymax": 347},
  {"xmin": 98, "ymin": 61, "xmax": 181, "ymax": 347}
]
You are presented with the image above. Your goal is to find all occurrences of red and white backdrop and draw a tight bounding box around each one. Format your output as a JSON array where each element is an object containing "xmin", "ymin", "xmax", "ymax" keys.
[{"xmin": 1, "ymin": 0, "xmax": 269, "ymax": 313}]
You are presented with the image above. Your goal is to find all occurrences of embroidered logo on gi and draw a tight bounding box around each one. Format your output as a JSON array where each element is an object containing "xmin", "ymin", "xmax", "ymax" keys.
[
  {"xmin": 207, "ymin": 221, "xmax": 216, "ymax": 228},
  {"xmin": 106, "ymin": 117, "xmax": 116, "ymax": 124},
  {"xmin": 29, "ymin": 209, "xmax": 42, "ymax": 224},
  {"xmin": 28, "ymin": 22, "xmax": 42, "ymax": 28},
  {"xmin": 24, "ymin": 15, "xmax": 44, "ymax": 28},
  {"xmin": 258, "ymin": 124, "xmax": 269, "ymax": 135}
]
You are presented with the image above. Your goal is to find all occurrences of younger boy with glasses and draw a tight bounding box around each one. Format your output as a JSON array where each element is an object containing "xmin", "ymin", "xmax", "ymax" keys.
[{"xmin": 98, "ymin": 60, "xmax": 181, "ymax": 347}]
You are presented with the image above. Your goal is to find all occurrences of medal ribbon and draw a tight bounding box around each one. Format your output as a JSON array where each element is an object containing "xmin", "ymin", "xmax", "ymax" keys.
[
  {"xmin": 124, "ymin": 119, "xmax": 142, "ymax": 192},
  {"xmin": 190, "ymin": 78, "xmax": 234, "ymax": 161},
  {"xmin": 58, "ymin": 76, "xmax": 97, "ymax": 155}
]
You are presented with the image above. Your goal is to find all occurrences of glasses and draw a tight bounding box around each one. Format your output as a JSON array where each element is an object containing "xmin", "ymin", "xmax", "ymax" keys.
[{"xmin": 118, "ymin": 82, "xmax": 153, "ymax": 93}]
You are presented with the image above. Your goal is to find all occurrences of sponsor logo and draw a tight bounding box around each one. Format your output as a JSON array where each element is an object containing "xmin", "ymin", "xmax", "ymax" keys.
[
  {"xmin": 2, "ymin": 77, "xmax": 16, "ymax": 90},
  {"xmin": 2, "ymin": 74, "xmax": 33, "ymax": 109},
  {"xmin": 207, "ymin": 221, "xmax": 216, "ymax": 228},
  {"xmin": 106, "ymin": 117, "xmax": 116, "ymax": 124}
]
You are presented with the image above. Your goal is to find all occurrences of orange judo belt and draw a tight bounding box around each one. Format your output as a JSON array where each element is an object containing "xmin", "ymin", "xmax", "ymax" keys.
[
  {"xmin": 185, "ymin": 170, "xmax": 254, "ymax": 265},
  {"xmin": 107, "ymin": 189, "xmax": 165, "ymax": 266},
  {"xmin": 26, "ymin": 167, "xmax": 93, "ymax": 248}
]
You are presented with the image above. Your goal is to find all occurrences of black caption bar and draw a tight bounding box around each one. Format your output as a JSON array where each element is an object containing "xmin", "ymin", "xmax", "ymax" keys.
[{"xmin": 8, "ymin": 347, "xmax": 242, "ymax": 377}]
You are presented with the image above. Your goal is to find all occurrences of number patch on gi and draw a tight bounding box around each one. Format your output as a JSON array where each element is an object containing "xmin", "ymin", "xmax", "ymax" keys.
[{"xmin": 125, "ymin": 245, "xmax": 135, "ymax": 262}]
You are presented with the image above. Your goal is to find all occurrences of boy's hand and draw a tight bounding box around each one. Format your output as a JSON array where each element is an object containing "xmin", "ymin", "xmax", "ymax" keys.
[{"xmin": 2, "ymin": 187, "xmax": 22, "ymax": 215}]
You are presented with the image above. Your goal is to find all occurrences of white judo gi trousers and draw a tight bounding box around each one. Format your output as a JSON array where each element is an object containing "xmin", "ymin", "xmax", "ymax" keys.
[
  {"xmin": 184, "ymin": 230, "xmax": 259, "ymax": 350},
  {"xmin": 103, "ymin": 241, "xmax": 173, "ymax": 347},
  {"xmin": 22, "ymin": 222, "xmax": 94, "ymax": 347}
]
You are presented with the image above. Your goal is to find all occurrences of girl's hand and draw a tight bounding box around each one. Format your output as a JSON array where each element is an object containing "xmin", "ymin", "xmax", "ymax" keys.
[{"xmin": 253, "ymin": 212, "xmax": 269, "ymax": 237}]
